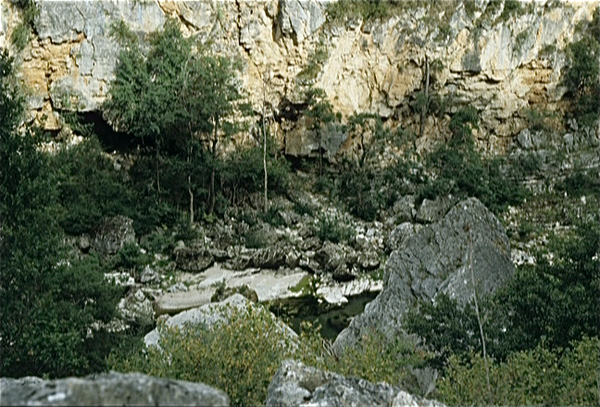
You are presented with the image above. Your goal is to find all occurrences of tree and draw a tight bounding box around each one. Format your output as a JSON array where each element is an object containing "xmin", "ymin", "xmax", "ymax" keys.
[
  {"xmin": 104, "ymin": 19, "xmax": 246, "ymax": 218},
  {"xmin": 338, "ymin": 112, "xmax": 387, "ymax": 220},
  {"xmin": 562, "ymin": 9, "xmax": 600, "ymax": 126},
  {"xmin": 0, "ymin": 49, "xmax": 122, "ymax": 378},
  {"xmin": 192, "ymin": 54, "xmax": 246, "ymax": 214},
  {"xmin": 303, "ymin": 87, "xmax": 337, "ymax": 176}
]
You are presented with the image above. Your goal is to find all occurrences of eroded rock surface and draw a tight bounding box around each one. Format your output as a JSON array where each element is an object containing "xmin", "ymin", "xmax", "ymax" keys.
[
  {"xmin": 265, "ymin": 359, "xmax": 446, "ymax": 407},
  {"xmin": 1, "ymin": 1, "xmax": 596, "ymax": 152},
  {"xmin": 144, "ymin": 294, "xmax": 297, "ymax": 348},
  {"xmin": 334, "ymin": 198, "xmax": 514, "ymax": 353},
  {"xmin": 0, "ymin": 372, "xmax": 229, "ymax": 406}
]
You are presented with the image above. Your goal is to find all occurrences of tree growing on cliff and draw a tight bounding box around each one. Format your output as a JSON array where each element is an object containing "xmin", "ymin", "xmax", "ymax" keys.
[
  {"xmin": 303, "ymin": 87, "xmax": 338, "ymax": 176},
  {"xmin": 104, "ymin": 19, "xmax": 247, "ymax": 218},
  {"xmin": 562, "ymin": 8, "xmax": 600, "ymax": 126}
]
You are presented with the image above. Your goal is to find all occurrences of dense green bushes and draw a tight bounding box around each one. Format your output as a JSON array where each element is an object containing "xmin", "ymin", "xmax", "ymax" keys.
[
  {"xmin": 419, "ymin": 107, "xmax": 526, "ymax": 213},
  {"xmin": 563, "ymin": 8, "xmax": 600, "ymax": 126},
  {"xmin": 438, "ymin": 337, "xmax": 599, "ymax": 406},
  {"xmin": 0, "ymin": 50, "xmax": 124, "ymax": 378},
  {"xmin": 52, "ymin": 136, "xmax": 135, "ymax": 235},
  {"xmin": 109, "ymin": 305, "xmax": 432, "ymax": 406}
]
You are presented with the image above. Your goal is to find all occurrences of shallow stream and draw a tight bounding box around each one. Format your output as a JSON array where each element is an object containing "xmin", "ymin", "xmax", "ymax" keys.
[{"xmin": 267, "ymin": 290, "xmax": 379, "ymax": 340}]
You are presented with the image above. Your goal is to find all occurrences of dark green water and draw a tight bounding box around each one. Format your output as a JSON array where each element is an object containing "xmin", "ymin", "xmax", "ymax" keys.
[{"xmin": 268, "ymin": 291, "xmax": 379, "ymax": 340}]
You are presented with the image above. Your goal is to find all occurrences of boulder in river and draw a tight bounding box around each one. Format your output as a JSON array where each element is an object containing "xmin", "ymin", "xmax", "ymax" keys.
[{"xmin": 334, "ymin": 198, "xmax": 514, "ymax": 353}]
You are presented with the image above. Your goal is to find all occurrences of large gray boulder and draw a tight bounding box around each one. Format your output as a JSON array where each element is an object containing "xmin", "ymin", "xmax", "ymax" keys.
[
  {"xmin": 334, "ymin": 198, "xmax": 514, "ymax": 353},
  {"xmin": 0, "ymin": 372, "xmax": 229, "ymax": 406},
  {"xmin": 91, "ymin": 216, "xmax": 135, "ymax": 255},
  {"xmin": 144, "ymin": 294, "xmax": 297, "ymax": 348},
  {"xmin": 265, "ymin": 359, "xmax": 445, "ymax": 407}
]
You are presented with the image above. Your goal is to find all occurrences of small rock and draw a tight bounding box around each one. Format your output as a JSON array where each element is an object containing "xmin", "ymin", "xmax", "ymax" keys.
[
  {"xmin": 141, "ymin": 265, "xmax": 161, "ymax": 284},
  {"xmin": 167, "ymin": 282, "xmax": 189, "ymax": 293},
  {"xmin": 78, "ymin": 235, "xmax": 90, "ymax": 252},
  {"xmin": 91, "ymin": 216, "xmax": 136, "ymax": 255}
]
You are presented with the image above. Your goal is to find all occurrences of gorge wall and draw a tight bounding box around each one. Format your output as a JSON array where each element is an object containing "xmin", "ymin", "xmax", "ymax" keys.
[{"xmin": 0, "ymin": 0, "xmax": 597, "ymax": 155}]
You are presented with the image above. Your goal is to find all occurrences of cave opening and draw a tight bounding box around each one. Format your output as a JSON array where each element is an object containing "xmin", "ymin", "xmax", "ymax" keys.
[{"xmin": 77, "ymin": 111, "xmax": 140, "ymax": 154}]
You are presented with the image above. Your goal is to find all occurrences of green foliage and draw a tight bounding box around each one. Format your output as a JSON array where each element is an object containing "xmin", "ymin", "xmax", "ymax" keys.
[
  {"xmin": 10, "ymin": 0, "xmax": 38, "ymax": 51},
  {"xmin": 140, "ymin": 227, "xmax": 175, "ymax": 255},
  {"xmin": 104, "ymin": 18, "xmax": 248, "ymax": 217},
  {"xmin": 220, "ymin": 141, "xmax": 290, "ymax": 207},
  {"xmin": 303, "ymin": 87, "xmax": 338, "ymax": 176},
  {"xmin": 326, "ymin": 0, "xmax": 409, "ymax": 23},
  {"xmin": 496, "ymin": 222, "xmax": 600, "ymax": 352},
  {"xmin": 109, "ymin": 305, "xmax": 297, "ymax": 406},
  {"xmin": 245, "ymin": 229, "xmax": 268, "ymax": 249},
  {"xmin": 558, "ymin": 169, "xmax": 600, "ymax": 198},
  {"xmin": 437, "ymin": 337, "xmax": 600, "ymax": 406},
  {"xmin": 297, "ymin": 41, "xmax": 329, "ymax": 82},
  {"xmin": 111, "ymin": 241, "xmax": 151, "ymax": 271},
  {"xmin": 0, "ymin": 51, "xmax": 123, "ymax": 378},
  {"xmin": 293, "ymin": 200, "xmax": 317, "ymax": 217},
  {"xmin": 110, "ymin": 303, "xmax": 433, "ymax": 406},
  {"xmin": 51, "ymin": 136, "xmax": 135, "ymax": 235},
  {"xmin": 562, "ymin": 10, "xmax": 600, "ymax": 127},
  {"xmin": 499, "ymin": 0, "xmax": 524, "ymax": 22},
  {"xmin": 314, "ymin": 215, "xmax": 355, "ymax": 244},
  {"xmin": 406, "ymin": 222, "xmax": 600, "ymax": 371},
  {"xmin": 258, "ymin": 205, "xmax": 286, "ymax": 227},
  {"xmin": 419, "ymin": 107, "xmax": 526, "ymax": 214}
]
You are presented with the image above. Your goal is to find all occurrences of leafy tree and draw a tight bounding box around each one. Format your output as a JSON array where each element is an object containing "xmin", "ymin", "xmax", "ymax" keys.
[
  {"xmin": 303, "ymin": 87, "xmax": 338, "ymax": 176},
  {"xmin": 104, "ymin": 19, "xmax": 246, "ymax": 219},
  {"xmin": 337, "ymin": 113, "xmax": 388, "ymax": 220},
  {"xmin": 419, "ymin": 107, "xmax": 525, "ymax": 214},
  {"xmin": 0, "ymin": 49, "xmax": 122, "ymax": 378},
  {"xmin": 562, "ymin": 9, "xmax": 600, "ymax": 126},
  {"xmin": 51, "ymin": 136, "xmax": 135, "ymax": 235}
]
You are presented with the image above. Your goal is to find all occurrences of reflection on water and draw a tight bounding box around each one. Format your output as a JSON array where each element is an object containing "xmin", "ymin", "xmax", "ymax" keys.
[{"xmin": 268, "ymin": 291, "xmax": 379, "ymax": 340}]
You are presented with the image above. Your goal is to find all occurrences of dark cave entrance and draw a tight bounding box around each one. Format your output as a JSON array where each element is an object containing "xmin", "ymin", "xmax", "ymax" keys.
[{"xmin": 77, "ymin": 111, "xmax": 141, "ymax": 154}]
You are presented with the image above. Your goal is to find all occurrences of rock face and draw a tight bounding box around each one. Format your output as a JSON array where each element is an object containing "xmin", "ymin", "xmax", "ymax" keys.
[
  {"xmin": 174, "ymin": 243, "xmax": 215, "ymax": 272},
  {"xmin": 265, "ymin": 359, "xmax": 446, "ymax": 407},
  {"xmin": 144, "ymin": 293, "xmax": 297, "ymax": 348},
  {"xmin": 333, "ymin": 198, "xmax": 514, "ymax": 353},
  {"xmin": 91, "ymin": 216, "xmax": 135, "ymax": 255},
  {"xmin": 0, "ymin": 372, "xmax": 229, "ymax": 406},
  {"xmin": 1, "ymin": 1, "xmax": 597, "ymax": 152}
]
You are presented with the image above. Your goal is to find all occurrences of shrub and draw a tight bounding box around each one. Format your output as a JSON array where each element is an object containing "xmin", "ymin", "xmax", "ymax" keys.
[
  {"xmin": 245, "ymin": 229, "xmax": 268, "ymax": 249},
  {"xmin": 109, "ymin": 305, "xmax": 298, "ymax": 406},
  {"xmin": 109, "ymin": 304, "xmax": 433, "ymax": 406},
  {"xmin": 558, "ymin": 169, "xmax": 600, "ymax": 198},
  {"xmin": 293, "ymin": 200, "xmax": 316, "ymax": 217},
  {"xmin": 140, "ymin": 227, "xmax": 175, "ymax": 255},
  {"xmin": 562, "ymin": 10, "xmax": 600, "ymax": 127},
  {"xmin": 111, "ymin": 241, "xmax": 151, "ymax": 271},
  {"xmin": 258, "ymin": 205, "xmax": 287, "ymax": 227},
  {"xmin": 437, "ymin": 337, "xmax": 600, "ymax": 406},
  {"xmin": 10, "ymin": 0, "xmax": 38, "ymax": 51},
  {"xmin": 314, "ymin": 216, "xmax": 355, "ymax": 244},
  {"xmin": 419, "ymin": 108, "xmax": 526, "ymax": 214},
  {"xmin": 52, "ymin": 136, "xmax": 136, "ymax": 235}
]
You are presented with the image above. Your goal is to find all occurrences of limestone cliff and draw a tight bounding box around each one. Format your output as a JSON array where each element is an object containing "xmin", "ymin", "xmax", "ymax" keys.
[{"xmin": 0, "ymin": 0, "xmax": 597, "ymax": 155}]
